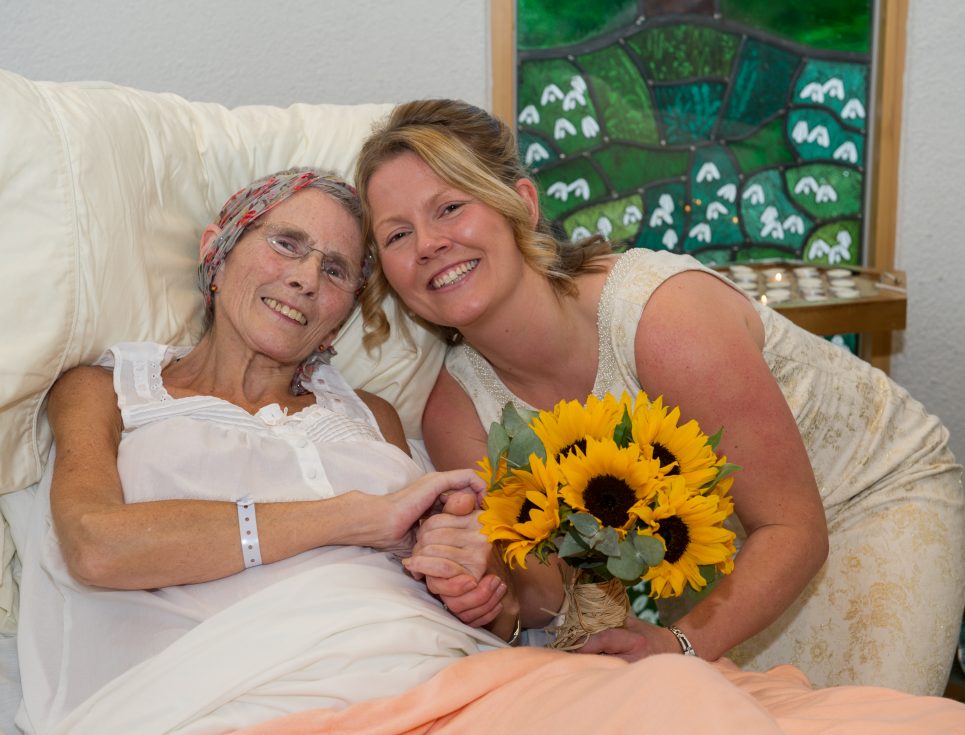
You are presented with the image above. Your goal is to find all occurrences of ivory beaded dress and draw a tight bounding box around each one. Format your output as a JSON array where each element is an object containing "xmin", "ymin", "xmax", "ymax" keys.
[{"xmin": 446, "ymin": 248, "xmax": 965, "ymax": 694}]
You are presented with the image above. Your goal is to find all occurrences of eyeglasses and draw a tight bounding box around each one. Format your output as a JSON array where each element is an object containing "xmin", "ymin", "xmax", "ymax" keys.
[{"xmin": 264, "ymin": 234, "xmax": 368, "ymax": 293}]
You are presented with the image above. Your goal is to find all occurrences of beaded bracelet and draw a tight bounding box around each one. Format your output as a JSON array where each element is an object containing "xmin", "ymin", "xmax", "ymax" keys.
[{"xmin": 236, "ymin": 497, "xmax": 263, "ymax": 568}]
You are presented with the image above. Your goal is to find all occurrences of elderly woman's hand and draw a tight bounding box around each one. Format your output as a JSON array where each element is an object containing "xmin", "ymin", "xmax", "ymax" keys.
[{"xmin": 357, "ymin": 470, "xmax": 487, "ymax": 554}]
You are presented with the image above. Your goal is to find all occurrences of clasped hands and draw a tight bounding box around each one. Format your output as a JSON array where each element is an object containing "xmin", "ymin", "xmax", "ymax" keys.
[{"xmin": 402, "ymin": 490, "xmax": 683, "ymax": 659}]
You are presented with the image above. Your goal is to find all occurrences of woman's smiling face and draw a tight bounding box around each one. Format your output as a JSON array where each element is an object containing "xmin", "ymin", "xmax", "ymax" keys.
[
  {"xmin": 210, "ymin": 189, "xmax": 362, "ymax": 364},
  {"xmin": 367, "ymin": 151, "xmax": 535, "ymax": 332}
]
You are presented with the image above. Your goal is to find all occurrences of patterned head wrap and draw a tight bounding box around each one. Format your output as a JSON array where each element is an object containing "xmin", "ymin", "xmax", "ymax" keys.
[
  {"xmin": 198, "ymin": 167, "xmax": 365, "ymax": 394},
  {"xmin": 199, "ymin": 167, "xmax": 363, "ymax": 309}
]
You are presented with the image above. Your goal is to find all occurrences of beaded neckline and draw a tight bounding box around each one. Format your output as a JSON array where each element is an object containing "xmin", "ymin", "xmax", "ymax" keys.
[{"xmin": 461, "ymin": 252, "xmax": 634, "ymax": 412}]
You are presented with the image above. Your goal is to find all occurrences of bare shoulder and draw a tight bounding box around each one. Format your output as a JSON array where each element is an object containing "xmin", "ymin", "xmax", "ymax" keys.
[
  {"xmin": 423, "ymin": 368, "xmax": 487, "ymax": 471},
  {"xmin": 356, "ymin": 389, "xmax": 410, "ymax": 456},
  {"xmin": 48, "ymin": 365, "xmax": 119, "ymax": 431}
]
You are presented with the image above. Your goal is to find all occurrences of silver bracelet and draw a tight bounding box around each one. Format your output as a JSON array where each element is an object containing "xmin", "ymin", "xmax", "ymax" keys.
[
  {"xmin": 236, "ymin": 497, "xmax": 263, "ymax": 568},
  {"xmin": 668, "ymin": 625, "xmax": 697, "ymax": 656},
  {"xmin": 506, "ymin": 616, "xmax": 522, "ymax": 647}
]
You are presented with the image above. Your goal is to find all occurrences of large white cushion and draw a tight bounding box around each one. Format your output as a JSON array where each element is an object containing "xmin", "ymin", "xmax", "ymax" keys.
[{"xmin": 0, "ymin": 68, "xmax": 444, "ymax": 495}]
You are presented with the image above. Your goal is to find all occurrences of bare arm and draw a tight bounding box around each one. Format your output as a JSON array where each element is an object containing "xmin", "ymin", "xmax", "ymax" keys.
[
  {"xmin": 49, "ymin": 366, "xmax": 481, "ymax": 590},
  {"xmin": 632, "ymin": 270, "xmax": 828, "ymax": 659}
]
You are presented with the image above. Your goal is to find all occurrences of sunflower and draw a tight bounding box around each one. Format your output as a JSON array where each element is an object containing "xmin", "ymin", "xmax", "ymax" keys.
[
  {"xmin": 532, "ymin": 393, "xmax": 623, "ymax": 461},
  {"xmin": 635, "ymin": 476, "xmax": 736, "ymax": 598},
  {"xmin": 631, "ymin": 395, "xmax": 721, "ymax": 492},
  {"xmin": 475, "ymin": 453, "xmax": 509, "ymax": 488},
  {"xmin": 479, "ymin": 455, "xmax": 562, "ymax": 569},
  {"xmin": 558, "ymin": 437, "xmax": 661, "ymax": 534}
]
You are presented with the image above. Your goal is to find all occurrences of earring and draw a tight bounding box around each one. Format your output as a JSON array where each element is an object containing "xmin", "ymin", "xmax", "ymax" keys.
[{"xmin": 210, "ymin": 283, "xmax": 218, "ymax": 293}]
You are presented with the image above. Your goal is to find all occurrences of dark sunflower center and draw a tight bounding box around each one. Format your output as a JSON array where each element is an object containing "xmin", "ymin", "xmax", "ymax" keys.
[
  {"xmin": 583, "ymin": 474, "xmax": 637, "ymax": 528},
  {"xmin": 516, "ymin": 497, "xmax": 539, "ymax": 525},
  {"xmin": 660, "ymin": 515, "xmax": 690, "ymax": 563},
  {"xmin": 651, "ymin": 442, "xmax": 680, "ymax": 476},
  {"xmin": 556, "ymin": 438, "xmax": 587, "ymax": 460}
]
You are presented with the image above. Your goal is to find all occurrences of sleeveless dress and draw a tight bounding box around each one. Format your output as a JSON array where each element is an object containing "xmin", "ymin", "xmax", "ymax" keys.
[
  {"xmin": 16, "ymin": 342, "xmax": 498, "ymax": 734},
  {"xmin": 446, "ymin": 248, "xmax": 965, "ymax": 695}
]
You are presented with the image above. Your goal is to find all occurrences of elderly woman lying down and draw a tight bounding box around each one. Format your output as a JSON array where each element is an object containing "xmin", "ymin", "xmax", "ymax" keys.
[{"xmin": 16, "ymin": 168, "xmax": 965, "ymax": 735}]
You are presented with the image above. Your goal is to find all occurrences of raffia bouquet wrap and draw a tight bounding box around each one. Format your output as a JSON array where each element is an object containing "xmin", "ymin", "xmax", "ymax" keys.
[{"xmin": 477, "ymin": 391, "xmax": 739, "ymax": 649}]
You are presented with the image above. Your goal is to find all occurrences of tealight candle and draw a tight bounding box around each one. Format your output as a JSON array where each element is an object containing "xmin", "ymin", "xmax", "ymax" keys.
[
  {"xmin": 764, "ymin": 288, "xmax": 791, "ymax": 302},
  {"xmin": 730, "ymin": 264, "xmax": 754, "ymax": 275},
  {"xmin": 796, "ymin": 277, "xmax": 823, "ymax": 289},
  {"xmin": 831, "ymin": 287, "xmax": 860, "ymax": 298},
  {"xmin": 827, "ymin": 268, "xmax": 853, "ymax": 279},
  {"xmin": 829, "ymin": 278, "xmax": 855, "ymax": 289},
  {"xmin": 793, "ymin": 266, "xmax": 818, "ymax": 277}
]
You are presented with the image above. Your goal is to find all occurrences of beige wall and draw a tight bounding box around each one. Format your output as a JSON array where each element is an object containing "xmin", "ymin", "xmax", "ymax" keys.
[{"xmin": 2, "ymin": 0, "xmax": 962, "ymax": 462}]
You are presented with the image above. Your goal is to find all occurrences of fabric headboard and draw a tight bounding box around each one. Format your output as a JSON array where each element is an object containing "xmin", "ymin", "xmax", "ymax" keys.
[{"xmin": 0, "ymin": 68, "xmax": 445, "ymax": 496}]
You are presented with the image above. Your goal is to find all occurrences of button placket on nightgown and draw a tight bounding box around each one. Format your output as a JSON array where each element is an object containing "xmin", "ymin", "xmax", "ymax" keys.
[{"xmin": 259, "ymin": 405, "xmax": 333, "ymax": 497}]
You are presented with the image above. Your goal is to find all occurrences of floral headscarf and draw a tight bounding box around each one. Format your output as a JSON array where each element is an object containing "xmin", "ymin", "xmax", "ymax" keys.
[
  {"xmin": 198, "ymin": 167, "xmax": 363, "ymax": 394},
  {"xmin": 198, "ymin": 167, "xmax": 362, "ymax": 309}
]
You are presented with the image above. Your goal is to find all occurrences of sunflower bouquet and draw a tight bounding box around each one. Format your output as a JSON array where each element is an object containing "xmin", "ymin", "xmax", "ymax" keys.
[{"xmin": 477, "ymin": 391, "xmax": 738, "ymax": 649}]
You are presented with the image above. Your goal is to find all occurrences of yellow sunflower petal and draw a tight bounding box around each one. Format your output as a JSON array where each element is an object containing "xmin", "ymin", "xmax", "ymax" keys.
[
  {"xmin": 558, "ymin": 437, "xmax": 661, "ymax": 532},
  {"xmin": 532, "ymin": 394, "xmax": 622, "ymax": 461},
  {"xmin": 639, "ymin": 477, "xmax": 736, "ymax": 598}
]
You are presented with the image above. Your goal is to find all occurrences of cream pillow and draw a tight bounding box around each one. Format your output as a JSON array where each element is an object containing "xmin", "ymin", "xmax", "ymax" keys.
[{"xmin": 0, "ymin": 68, "xmax": 444, "ymax": 495}]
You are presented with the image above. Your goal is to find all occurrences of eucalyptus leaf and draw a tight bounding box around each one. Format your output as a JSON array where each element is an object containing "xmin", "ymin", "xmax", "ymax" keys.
[
  {"xmin": 589, "ymin": 526, "xmax": 621, "ymax": 556},
  {"xmin": 569, "ymin": 512, "xmax": 601, "ymax": 538},
  {"xmin": 557, "ymin": 531, "xmax": 590, "ymax": 559},
  {"xmin": 486, "ymin": 422, "xmax": 510, "ymax": 475},
  {"xmin": 612, "ymin": 405, "xmax": 634, "ymax": 448},
  {"xmin": 501, "ymin": 402, "xmax": 531, "ymax": 438},
  {"xmin": 631, "ymin": 533, "xmax": 666, "ymax": 567},
  {"xmin": 507, "ymin": 427, "xmax": 546, "ymax": 468},
  {"xmin": 607, "ymin": 548, "xmax": 647, "ymax": 583}
]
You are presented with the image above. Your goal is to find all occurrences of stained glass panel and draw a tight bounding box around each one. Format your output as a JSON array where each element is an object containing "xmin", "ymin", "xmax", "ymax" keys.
[{"xmin": 516, "ymin": 0, "xmax": 876, "ymax": 269}]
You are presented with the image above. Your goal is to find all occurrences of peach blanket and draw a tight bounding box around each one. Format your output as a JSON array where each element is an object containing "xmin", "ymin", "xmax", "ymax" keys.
[{"xmin": 233, "ymin": 647, "xmax": 965, "ymax": 735}]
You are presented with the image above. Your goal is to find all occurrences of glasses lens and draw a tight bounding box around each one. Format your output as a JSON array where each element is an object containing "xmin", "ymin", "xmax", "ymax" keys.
[
  {"xmin": 320, "ymin": 255, "xmax": 363, "ymax": 292},
  {"xmin": 266, "ymin": 236, "xmax": 364, "ymax": 292}
]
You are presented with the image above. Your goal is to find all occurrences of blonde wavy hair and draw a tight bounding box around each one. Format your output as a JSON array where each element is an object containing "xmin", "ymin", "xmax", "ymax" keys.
[{"xmin": 355, "ymin": 98, "xmax": 612, "ymax": 349}]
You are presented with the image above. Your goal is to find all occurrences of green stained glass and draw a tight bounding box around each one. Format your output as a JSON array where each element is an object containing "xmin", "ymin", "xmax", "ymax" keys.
[
  {"xmin": 518, "ymin": 59, "xmax": 600, "ymax": 157},
  {"xmin": 729, "ymin": 116, "xmax": 796, "ymax": 173},
  {"xmin": 653, "ymin": 82, "xmax": 727, "ymax": 144},
  {"xmin": 685, "ymin": 146, "xmax": 743, "ymax": 246},
  {"xmin": 720, "ymin": 0, "xmax": 872, "ymax": 53},
  {"xmin": 516, "ymin": 0, "xmax": 874, "ymax": 272},
  {"xmin": 562, "ymin": 194, "xmax": 644, "ymax": 246},
  {"xmin": 519, "ymin": 131, "xmax": 559, "ymax": 169},
  {"xmin": 794, "ymin": 60, "xmax": 869, "ymax": 131},
  {"xmin": 518, "ymin": 0, "xmax": 636, "ymax": 50},
  {"xmin": 634, "ymin": 183, "xmax": 686, "ymax": 251},
  {"xmin": 786, "ymin": 109, "xmax": 865, "ymax": 164},
  {"xmin": 625, "ymin": 24, "xmax": 740, "ymax": 81},
  {"xmin": 741, "ymin": 170, "xmax": 811, "ymax": 250},
  {"xmin": 693, "ymin": 249, "xmax": 736, "ymax": 266},
  {"xmin": 534, "ymin": 158, "xmax": 607, "ymax": 222},
  {"xmin": 803, "ymin": 220, "xmax": 861, "ymax": 266},
  {"xmin": 592, "ymin": 145, "xmax": 689, "ymax": 191},
  {"xmin": 719, "ymin": 39, "xmax": 800, "ymax": 139},
  {"xmin": 577, "ymin": 46, "xmax": 660, "ymax": 145},
  {"xmin": 786, "ymin": 164, "xmax": 863, "ymax": 219}
]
